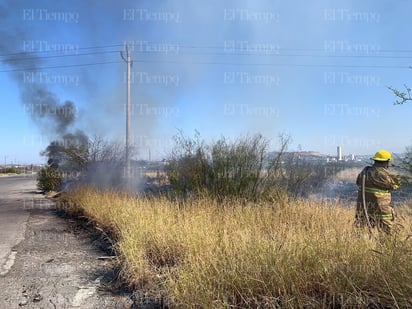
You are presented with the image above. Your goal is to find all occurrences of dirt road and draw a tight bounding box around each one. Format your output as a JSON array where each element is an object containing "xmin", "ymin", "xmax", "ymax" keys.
[{"xmin": 0, "ymin": 175, "xmax": 133, "ymax": 308}]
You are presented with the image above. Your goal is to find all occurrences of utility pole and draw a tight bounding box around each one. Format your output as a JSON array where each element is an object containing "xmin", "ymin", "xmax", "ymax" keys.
[{"xmin": 121, "ymin": 44, "xmax": 132, "ymax": 183}]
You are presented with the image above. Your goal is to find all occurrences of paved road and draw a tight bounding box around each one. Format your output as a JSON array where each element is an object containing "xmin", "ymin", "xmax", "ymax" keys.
[
  {"xmin": 0, "ymin": 175, "xmax": 38, "ymax": 276},
  {"xmin": 0, "ymin": 175, "xmax": 134, "ymax": 308}
]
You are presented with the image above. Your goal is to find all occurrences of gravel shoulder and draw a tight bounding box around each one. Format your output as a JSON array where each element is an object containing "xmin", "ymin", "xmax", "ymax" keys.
[{"xmin": 0, "ymin": 197, "xmax": 133, "ymax": 309}]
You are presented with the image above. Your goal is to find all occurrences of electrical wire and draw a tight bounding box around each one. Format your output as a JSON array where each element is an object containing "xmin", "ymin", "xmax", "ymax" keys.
[
  {"xmin": 0, "ymin": 60, "xmax": 122, "ymax": 73},
  {"xmin": 0, "ymin": 44, "xmax": 123, "ymax": 58},
  {"xmin": 3, "ymin": 47, "xmax": 412, "ymax": 61},
  {"xmin": 1, "ymin": 58, "xmax": 410, "ymax": 73},
  {"xmin": 1, "ymin": 43, "xmax": 412, "ymax": 73},
  {"xmin": 3, "ymin": 43, "xmax": 412, "ymax": 59},
  {"xmin": 1, "ymin": 51, "xmax": 121, "ymax": 63}
]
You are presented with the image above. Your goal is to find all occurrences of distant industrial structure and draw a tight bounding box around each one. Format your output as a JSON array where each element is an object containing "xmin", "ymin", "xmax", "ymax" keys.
[{"xmin": 337, "ymin": 146, "xmax": 342, "ymax": 161}]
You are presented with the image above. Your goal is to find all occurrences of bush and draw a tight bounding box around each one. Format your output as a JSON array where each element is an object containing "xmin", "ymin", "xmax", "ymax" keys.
[
  {"xmin": 37, "ymin": 167, "xmax": 62, "ymax": 192},
  {"xmin": 166, "ymin": 131, "xmax": 330, "ymax": 201},
  {"xmin": 2, "ymin": 167, "xmax": 23, "ymax": 174},
  {"xmin": 166, "ymin": 132, "xmax": 284, "ymax": 201}
]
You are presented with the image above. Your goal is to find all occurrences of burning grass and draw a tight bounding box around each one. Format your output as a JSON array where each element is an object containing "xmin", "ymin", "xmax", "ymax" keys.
[{"xmin": 58, "ymin": 188, "xmax": 412, "ymax": 308}]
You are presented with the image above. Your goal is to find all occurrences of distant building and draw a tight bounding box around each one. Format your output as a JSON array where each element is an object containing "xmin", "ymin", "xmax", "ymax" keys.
[{"xmin": 337, "ymin": 146, "xmax": 342, "ymax": 161}]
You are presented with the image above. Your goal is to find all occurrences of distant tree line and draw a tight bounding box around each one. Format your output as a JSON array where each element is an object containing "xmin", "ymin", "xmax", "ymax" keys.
[{"xmin": 1, "ymin": 166, "xmax": 24, "ymax": 174}]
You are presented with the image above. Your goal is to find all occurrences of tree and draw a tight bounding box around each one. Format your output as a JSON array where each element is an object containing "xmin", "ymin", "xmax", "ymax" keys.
[
  {"xmin": 388, "ymin": 84, "xmax": 412, "ymax": 105},
  {"xmin": 41, "ymin": 131, "xmax": 89, "ymax": 172},
  {"xmin": 39, "ymin": 134, "xmax": 135, "ymax": 190},
  {"xmin": 388, "ymin": 82, "xmax": 412, "ymax": 185}
]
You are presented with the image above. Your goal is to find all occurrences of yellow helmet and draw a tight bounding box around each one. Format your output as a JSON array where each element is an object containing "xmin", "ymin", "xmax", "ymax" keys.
[{"xmin": 371, "ymin": 149, "xmax": 392, "ymax": 161}]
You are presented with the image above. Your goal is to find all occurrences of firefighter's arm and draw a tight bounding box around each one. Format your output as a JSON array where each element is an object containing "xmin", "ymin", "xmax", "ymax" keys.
[
  {"xmin": 374, "ymin": 169, "xmax": 399, "ymax": 190},
  {"xmin": 382, "ymin": 171, "xmax": 401, "ymax": 190},
  {"xmin": 391, "ymin": 174, "xmax": 401, "ymax": 190}
]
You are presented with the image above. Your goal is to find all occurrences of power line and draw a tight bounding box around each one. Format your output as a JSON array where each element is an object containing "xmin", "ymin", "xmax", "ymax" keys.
[
  {"xmin": 6, "ymin": 48, "xmax": 412, "ymax": 63},
  {"xmin": 1, "ymin": 41, "xmax": 412, "ymax": 73},
  {"xmin": 0, "ymin": 60, "xmax": 122, "ymax": 73},
  {"xmin": 0, "ymin": 44, "xmax": 123, "ymax": 58},
  {"xmin": 125, "ymin": 43, "xmax": 412, "ymax": 54},
  {"xmin": 1, "ymin": 50, "xmax": 121, "ymax": 63},
  {"xmin": 1, "ymin": 58, "xmax": 410, "ymax": 73},
  {"xmin": 135, "ymin": 50, "xmax": 412, "ymax": 59},
  {"xmin": 3, "ymin": 43, "xmax": 412, "ymax": 60},
  {"xmin": 132, "ymin": 42, "xmax": 412, "ymax": 59},
  {"xmin": 132, "ymin": 59, "xmax": 411, "ymax": 70}
]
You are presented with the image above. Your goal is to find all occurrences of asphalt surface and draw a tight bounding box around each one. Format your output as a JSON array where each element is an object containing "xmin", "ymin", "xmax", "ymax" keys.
[
  {"xmin": 0, "ymin": 175, "xmax": 134, "ymax": 308},
  {"xmin": 0, "ymin": 175, "xmax": 36, "ymax": 276}
]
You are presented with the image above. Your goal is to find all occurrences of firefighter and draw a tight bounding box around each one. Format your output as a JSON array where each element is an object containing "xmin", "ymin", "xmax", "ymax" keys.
[{"xmin": 355, "ymin": 150, "xmax": 401, "ymax": 234}]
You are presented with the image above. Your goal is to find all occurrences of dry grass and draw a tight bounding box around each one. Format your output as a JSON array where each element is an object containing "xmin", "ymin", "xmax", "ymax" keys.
[{"xmin": 58, "ymin": 188, "xmax": 412, "ymax": 308}]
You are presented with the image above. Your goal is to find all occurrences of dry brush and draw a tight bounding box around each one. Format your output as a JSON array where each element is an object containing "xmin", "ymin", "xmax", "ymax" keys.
[{"xmin": 58, "ymin": 188, "xmax": 412, "ymax": 308}]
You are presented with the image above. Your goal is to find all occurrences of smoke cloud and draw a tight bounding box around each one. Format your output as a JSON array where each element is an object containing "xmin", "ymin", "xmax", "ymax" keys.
[
  {"xmin": 1, "ymin": 31, "xmax": 77, "ymax": 142},
  {"xmin": 1, "ymin": 1, "xmax": 85, "ymax": 155}
]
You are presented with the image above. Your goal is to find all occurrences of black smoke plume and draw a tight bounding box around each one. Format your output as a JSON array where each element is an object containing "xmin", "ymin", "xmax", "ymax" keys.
[
  {"xmin": 0, "ymin": 2, "xmax": 87, "ymax": 170},
  {"xmin": 1, "ymin": 1, "xmax": 145, "ymax": 192}
]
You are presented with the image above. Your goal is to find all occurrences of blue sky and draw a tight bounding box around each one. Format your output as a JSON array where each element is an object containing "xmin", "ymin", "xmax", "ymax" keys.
[{"xmin": 0, "ymin": 0, "xmax": 411, "ymax": 164}]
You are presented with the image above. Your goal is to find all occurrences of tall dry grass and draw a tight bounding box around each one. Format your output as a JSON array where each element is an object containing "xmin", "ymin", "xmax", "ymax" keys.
[{"xmin": 58, "ymin": 188, "xmax": 412, "ymax": 308}]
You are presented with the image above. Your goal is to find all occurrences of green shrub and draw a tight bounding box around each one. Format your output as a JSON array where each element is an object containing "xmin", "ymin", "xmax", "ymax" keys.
[
  {"xmin": 2, "ymin": 167, "xmax": 23, "ymax": 174},
  {"xmin": 166, "ymin": 132, "xmax": 291, "ymax": 201},
  {"xmin": 37, "ymin": 167, "xmax": 62, "ymax": 192}
]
